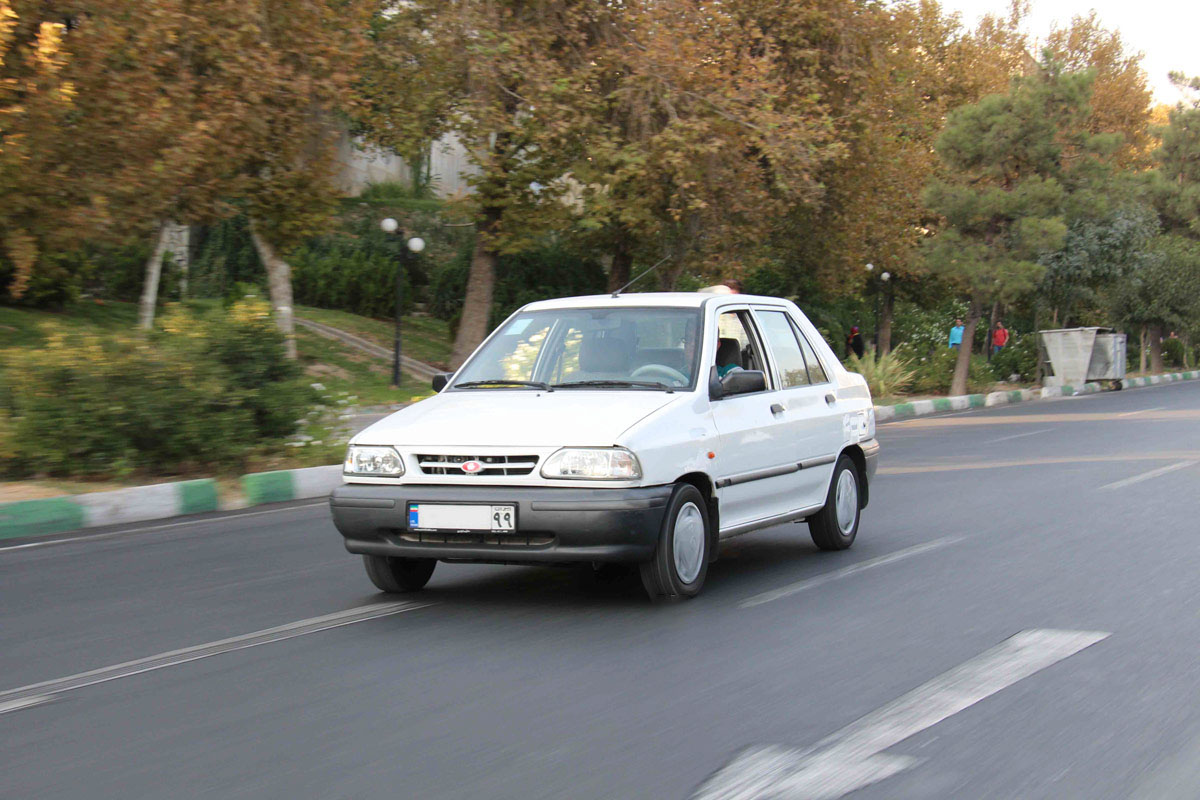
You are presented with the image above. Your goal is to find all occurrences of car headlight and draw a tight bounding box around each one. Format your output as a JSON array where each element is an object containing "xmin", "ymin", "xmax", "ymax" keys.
[
  {"xmin": 344, "ymin": 445, "xmax": 405, "ymax": 477},
  {"xmin": 541, "ymin": 447, "xmax": 642, "ymax": 480}
]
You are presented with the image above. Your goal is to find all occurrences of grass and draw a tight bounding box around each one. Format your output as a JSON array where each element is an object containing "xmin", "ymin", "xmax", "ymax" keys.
[
  {"xmin": 295, "ymin": 326, "xmax": 435, "ymax": 407},
  {"xmin": 0, "ymin": 300, "xmax": 139, "ymax": 346},
  {"xmin": 294, "ymin": 305, "xmax": 453, "ymax": 368}
]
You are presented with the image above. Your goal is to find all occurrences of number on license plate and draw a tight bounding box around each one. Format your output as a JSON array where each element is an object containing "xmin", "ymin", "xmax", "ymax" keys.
[{"xmin": 407, "ymin": 503, "xmax": 516, "ymax": 532}]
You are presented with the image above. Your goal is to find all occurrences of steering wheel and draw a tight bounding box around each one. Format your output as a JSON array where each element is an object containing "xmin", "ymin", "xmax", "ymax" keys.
[{"xmin": 631, "ymin": 364, "xmax": 689, "ymax": 386}]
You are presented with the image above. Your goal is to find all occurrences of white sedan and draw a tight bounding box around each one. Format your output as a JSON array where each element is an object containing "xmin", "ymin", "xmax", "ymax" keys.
[{"xmin": 331, "ymin": 292, "xmax": 878, "ymax": 600}]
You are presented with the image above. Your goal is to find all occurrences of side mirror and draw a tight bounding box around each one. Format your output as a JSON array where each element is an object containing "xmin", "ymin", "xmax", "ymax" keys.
[
  {"xmin": 431, "ymin": 372, "xmax": 452, "ymax": 392},
  {"xmin": 708, "ymin": 366, "xmax": 725, "ymax": 400},
  {"xmin": 720, "ymin": 369, "xmax": 766, "ymax": 397}
]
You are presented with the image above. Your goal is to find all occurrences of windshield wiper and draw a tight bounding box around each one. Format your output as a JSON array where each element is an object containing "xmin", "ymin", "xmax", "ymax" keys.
[
  {"xmin": 551, "ymin": 380, "xmax": 674, "ymax": 393},
  {"xmin": 455, "ymin": 379, "xmax": 553, "ymax": 391}
]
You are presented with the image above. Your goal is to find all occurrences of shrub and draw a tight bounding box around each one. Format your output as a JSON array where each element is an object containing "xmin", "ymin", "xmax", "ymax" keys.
[
  {"xmin": 844, "ymin": 348, "xmax": 916, "ymax": 398},
  {"xmin": 0, "ymin": 299, "xmax": 312, "ymax": 478},
  {"xmin": 990, "ymin": 331, "xmax": 1038, "ymax": 382},
  {"xmin": 1163, "ymin": 336, "xmax": 1186, "ymax": 368},
  {"xmin": 906, "ymin": 345, "xmax": 995, "ymax": 395}
]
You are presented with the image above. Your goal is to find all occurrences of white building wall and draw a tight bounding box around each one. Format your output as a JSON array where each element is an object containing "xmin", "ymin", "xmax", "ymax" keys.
[{"xmin": 334, "ymin": 129, "xmax": 479, "ymax": 199}]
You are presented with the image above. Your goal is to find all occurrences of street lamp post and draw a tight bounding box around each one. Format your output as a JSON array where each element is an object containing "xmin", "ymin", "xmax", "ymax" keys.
[
  {"xmin": 381, "ymin": 218, "xmax": 425, "ymax": 388},
  {"xmin": 864, "ymin": 264, "xmax": 890, "ymax": 353}
]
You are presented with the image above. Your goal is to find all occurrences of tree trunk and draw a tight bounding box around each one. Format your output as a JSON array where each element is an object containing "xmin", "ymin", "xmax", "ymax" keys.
[
  {"xmin": 1139, "ymin": 325, "xmax": 1147, "ymax": 374},
  {"xmin": 1183, "ymin": 333, "xmax": 1192, "ymax": 369},
  {"xmin": 138, "ymin": 221, "xmax": 171, "ymax": 330},
  {"xmin": 1148, "ymin": 323, "xmax": 1164, "ymax": 374},
  {"xmin": 984, "ymin": 300, "xmax": 1000, "ymax": 360},
  {"xmin": 950, "ymin": 296, "xmax": 983, "ymax": 397},
  {"xmin": 877, "ymin": 289, "xmax": 894, "ymax": 355},
  {"xmin": 249, "ymin": 222, "xmax": 298, "ymax": 360},
  {"xmin": 449, "ymin": 210, "xmax": 500, "ymax": 369},
  {"xmin": 607, "ymin": 240, "xmax": 633, "ymax": 293},
  {"xmin": 163, "ymin": 222, "xmax": 190, "ymax": 299}
]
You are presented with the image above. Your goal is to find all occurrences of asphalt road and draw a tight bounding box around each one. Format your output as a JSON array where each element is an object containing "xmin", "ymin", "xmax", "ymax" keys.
[{"xmin": 4, "ymin": 381, "xmax": 1200, "ymax": 799}]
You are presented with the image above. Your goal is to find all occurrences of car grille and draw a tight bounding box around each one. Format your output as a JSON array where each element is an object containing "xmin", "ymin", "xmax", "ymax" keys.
[
  {"xmin": 399, "ymin": 530, "xmax": 554, "ymax": 547},
  {"xmin": 415, "ymin": 454, "xmax": 539, "ymax": 476}
]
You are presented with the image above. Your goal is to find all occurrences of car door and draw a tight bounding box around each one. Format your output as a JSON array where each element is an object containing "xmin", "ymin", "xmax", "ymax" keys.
[
  {"xmin": 708, "ymin": 308, "xmax": 804, "ymax": 532},
  {"xmin": 751, "ymin": 307, "xmax": 844, "ymax": 510}
]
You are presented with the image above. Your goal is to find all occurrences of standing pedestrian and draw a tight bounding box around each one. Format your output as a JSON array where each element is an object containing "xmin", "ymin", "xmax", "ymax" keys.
[
  {"xmin": 992, "ymin": 321, "xmax": 1009, "ymax": 355},
  {"xmin": 847, "ymin": 326, "xmax": 865, "ymax": 359},
  {"xmin": 949, "ymin": 318, "xmax": 964, "ymax": 349}
]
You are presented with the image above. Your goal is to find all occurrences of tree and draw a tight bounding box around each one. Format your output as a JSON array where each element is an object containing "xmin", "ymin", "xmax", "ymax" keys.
[
  {"xmin": 568, "ymin": 0, "xmax": 848, "ymax": 293},
  {"xmin": 2, "ymin": 1, "xmax": 367, "ymax": 354},
  {"xmin": 0, "ymin": 2, "xmax": 80, "ymax": 298},
  {"xmin": 923, "ymin": 60, "xmax": 1113, "ymax": 396},
  {"xmin": 357, "ymin": 0, "xmax": 587, "ymax": 368},
  {"xmin": 1044, "ymin": 12, "xmax": 1152, "ymax": 168}
]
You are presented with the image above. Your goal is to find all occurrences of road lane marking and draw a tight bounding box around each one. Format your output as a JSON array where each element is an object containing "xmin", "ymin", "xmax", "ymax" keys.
[
  {"xmin": 1116, "ymin": 406, "xmax": 1166, "ymax": 417},
  {"xmin": 0, "ymin": 500, "xmax": 328, "ymax": 553},
  {"xmin": 1098, "ymin": 460, "xmax": 1199, "ymax": 491},
  {"xmin": 0, "ymin": 695, "xmax": 53, "ymax": 715},
  {"xmin": 692, "ymin": 629, "xmax": 1111, "ymax": 800},
  {"xmin": 739, "ymin": 537, "xmax": 963, "ymax": 609},
  {"xmin": 893, "ymin": 410, "xmax": 1200, "ymax": 428},
  {"xmin": 0, "ymin": 601, "xmax": 433, "ymax": 714},
  {"xmin": 881, "ymin": 452, "xmax": 1200, "ymax": 476},
  {"xmin": 984, "ymin": 428, "xmax": 1051, "ymax": 444}
]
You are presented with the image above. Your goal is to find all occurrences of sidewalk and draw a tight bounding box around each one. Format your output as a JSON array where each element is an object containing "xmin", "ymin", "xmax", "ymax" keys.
[{"xmin": 3, "ymin": 369, "xmax": 1199, "ymax": 542}]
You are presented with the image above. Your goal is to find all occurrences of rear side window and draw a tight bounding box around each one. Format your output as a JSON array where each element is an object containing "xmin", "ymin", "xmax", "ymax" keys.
[
  {"xmin": 793, "ymin": 320, "xmax": 828, "ymax": 384},
  {"xmin": 756, "ymin": 310, "xmax": 811, "ymax": 388}
]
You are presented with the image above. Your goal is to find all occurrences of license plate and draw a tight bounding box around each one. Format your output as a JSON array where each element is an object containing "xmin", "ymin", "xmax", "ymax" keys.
[{"xmin": 407, "ymin": 503, "xmax": 516, "ymax": 532}]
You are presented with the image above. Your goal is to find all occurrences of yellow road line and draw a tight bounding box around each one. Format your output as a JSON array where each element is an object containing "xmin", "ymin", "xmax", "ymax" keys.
[{"xmin": 881, "ymin": 452, "xmax": 1200, "ymax": 475}]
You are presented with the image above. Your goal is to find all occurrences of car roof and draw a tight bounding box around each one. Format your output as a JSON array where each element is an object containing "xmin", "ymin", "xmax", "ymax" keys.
[{"xmin": 519, "ymin": 292, "xmax": 793, "ymax": 312}]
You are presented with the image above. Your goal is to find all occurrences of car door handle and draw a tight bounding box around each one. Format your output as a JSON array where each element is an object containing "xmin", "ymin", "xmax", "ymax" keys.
[
  {"xmin": 824, "ymin": 393, "xmax": 836, "ymax": 405},
  {"xmin": 770, "ymin": 403, "xmax": 785, "ymax": 415}
]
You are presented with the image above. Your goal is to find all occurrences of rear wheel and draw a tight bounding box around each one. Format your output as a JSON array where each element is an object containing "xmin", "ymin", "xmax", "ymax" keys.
[
  {"xmin": 808, "ymin": 455, "xmax": 860, "ymax": 551},
  {"xmin": 640, "ymin": 484, "xmax": 711, "ymax": 601},
  {"xmin": 363, "ymin": 555, "xmax": 437, "ymax": 592}
]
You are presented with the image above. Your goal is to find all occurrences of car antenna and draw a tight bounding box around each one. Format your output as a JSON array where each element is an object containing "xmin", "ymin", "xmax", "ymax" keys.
[{"xmin": 612, "ymin": 255, "xmax": 671, "ymax": 297}]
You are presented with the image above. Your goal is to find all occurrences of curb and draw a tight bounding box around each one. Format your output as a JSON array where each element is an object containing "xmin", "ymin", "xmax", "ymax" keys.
[
  {"xmin": 874, "ymin": 369, "xmax": 1200, "ymax": 422},
  {"xmin": 0, "ymin": 466, "xmax": 342, "ymax": 542},
  {"xmin": 4, "ymin": 369, "xmax": 1199, "ymax": 542}
]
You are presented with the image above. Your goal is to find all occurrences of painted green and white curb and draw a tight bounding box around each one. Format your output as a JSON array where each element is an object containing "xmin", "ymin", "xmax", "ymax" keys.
[
  {"xmin": 0, "ymin": 466, "xmax": 340, "ymax": 541},
  {"xmin": 874, "ymin": 369, "xmax": 1200, "ymax": 422},
  {"xmin": 0, "ymin": 479, "xmax": 218, "ymax": 541},
  {"xmin": 240, "ymin": 465, "xmax": 342, "ymax": 506}
]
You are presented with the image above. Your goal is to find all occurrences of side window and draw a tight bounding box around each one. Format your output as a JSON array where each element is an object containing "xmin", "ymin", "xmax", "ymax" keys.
[
  {"xmin": 756, "ymin": 310, "xmax": 811, "ymax": 388},
  {"xmin": 792, "ymin": 319, "xmax": 828, "ymax": 384},
  {"xmin": 716, "ymin": 310, "xmax": 770, "ymax": 380}
]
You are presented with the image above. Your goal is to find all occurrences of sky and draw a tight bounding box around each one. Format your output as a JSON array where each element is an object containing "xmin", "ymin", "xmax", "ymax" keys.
[{"xmin": 937, "ymin": 0, "xmax": 1200, "ymax": 105}]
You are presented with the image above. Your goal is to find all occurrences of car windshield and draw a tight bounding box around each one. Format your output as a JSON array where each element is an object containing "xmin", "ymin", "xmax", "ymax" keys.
[{"xmin": 451, "ymin": 306, "xmax": 703, "ymax": 391}]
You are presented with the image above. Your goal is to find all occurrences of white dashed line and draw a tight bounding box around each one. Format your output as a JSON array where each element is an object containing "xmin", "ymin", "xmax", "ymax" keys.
[
  {"xmin": 985, "ymin": 428, "xmax": 1051, "ymax": 444},
  {"xmin": 692, "ymin": 629, "xmax": 1111, "ymax": 800},
  {"xmin": 739, "ymin": 537, "xmax": 963, "ymax": 609},
  {"xmin": 0, "ymin": 601, "xmax": 433, "ymax": 714},
  {"xmin": 1099, "ymin": 460, "xmax": 1198, "ymax": 491}
]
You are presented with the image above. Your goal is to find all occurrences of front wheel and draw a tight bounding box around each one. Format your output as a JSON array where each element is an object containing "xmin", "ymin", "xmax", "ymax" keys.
[
  {"xmin": 640, "ymin": 484, "xmax": 711, "ymax": 601},
  {"xmin": 363, "ymin": 555, "xmax": 437, "ymax": 592},
  {"xmin": 808, "ymin": 455, "xmax": 861, "ymax": 551}
]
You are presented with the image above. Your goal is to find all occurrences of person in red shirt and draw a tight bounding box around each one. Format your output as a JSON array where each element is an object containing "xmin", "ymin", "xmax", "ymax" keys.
[{"xmin": 992, "ymin": 322, "xmax": 1009, "ymax": 355}]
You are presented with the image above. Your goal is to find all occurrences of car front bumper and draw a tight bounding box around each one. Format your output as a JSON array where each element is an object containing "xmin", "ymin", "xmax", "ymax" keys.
[{"xmin": 330, "ymin": 483, "xmax": 674, "ymax": 564}]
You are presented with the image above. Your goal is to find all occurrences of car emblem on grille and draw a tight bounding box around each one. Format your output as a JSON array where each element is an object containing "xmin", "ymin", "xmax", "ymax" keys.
[{"xmin": 461, "ymin": 460, "xmax": 483, "ymax": 474}]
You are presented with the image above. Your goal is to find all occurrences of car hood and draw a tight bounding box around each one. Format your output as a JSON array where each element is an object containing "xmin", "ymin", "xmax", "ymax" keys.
[{"xmin": 352, "ymin": 390, "xmax": 681, "ymax": 448}]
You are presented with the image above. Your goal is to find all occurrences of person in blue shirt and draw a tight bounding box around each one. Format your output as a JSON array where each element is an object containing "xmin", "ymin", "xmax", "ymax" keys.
[{"xmin": 948, "ymin": 319, "xmax": 964, "ymax": 349}]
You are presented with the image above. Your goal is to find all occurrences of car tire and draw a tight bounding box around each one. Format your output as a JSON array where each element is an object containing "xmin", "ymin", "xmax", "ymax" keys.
[
  {"xmin": 808, "ymin": 455, "xmax": 861, "ymax": 551},
  {"xmin": 640, "ymin": 484, "xmax": 711, "ymax": 601},
  {"xmin": 363, "ymin": 555, "xmax": 437, "ymax": 592}
]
